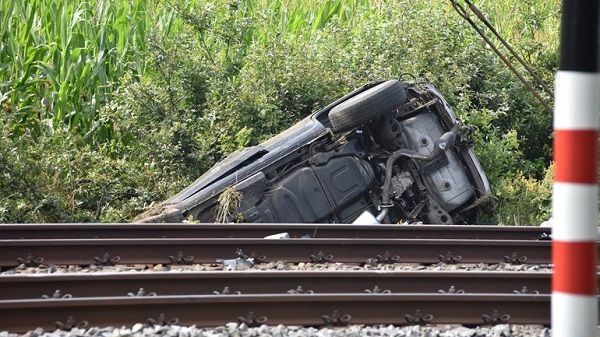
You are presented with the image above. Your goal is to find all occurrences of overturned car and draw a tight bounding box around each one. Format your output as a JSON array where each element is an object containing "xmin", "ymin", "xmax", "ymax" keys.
[{"xmin": 139, "ymin": 80, "xmax": 492, "ymax": 225}]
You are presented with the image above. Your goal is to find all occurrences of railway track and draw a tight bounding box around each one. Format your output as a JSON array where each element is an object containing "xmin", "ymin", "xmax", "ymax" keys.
[
  {"xmin": 0, "ymin": 293, "xmax": 553, "ymax": 333},
  {"xmin": 0, "ymin": 271, "xmax": 558, "ymax": 300},
  {"xmin": 0, "ymin": 223, "xmax": 550, "ymax": 240},
  {"xmin": 0, "ymin": 237, "xmax": 556, "ymax": 268},
  {"xmin": 1, "ymin": 224, "xmax": 553, "ymax": 268},
  {"xmin": 0, "ymin": 224, "xmax": 594, "ymax": 334}
]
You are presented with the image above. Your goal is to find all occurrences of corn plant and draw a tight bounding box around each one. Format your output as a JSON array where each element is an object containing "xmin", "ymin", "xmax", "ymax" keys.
[{"xmin": 0, "ymin": 0, "xmax": 152, "ymax": 142}]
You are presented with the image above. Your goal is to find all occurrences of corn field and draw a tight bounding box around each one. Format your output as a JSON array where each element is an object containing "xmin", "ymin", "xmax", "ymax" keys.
[
  {"xmin": 1, "ymin": 1, "xmax": 146, "ymax": 139},
  {"xmin": 0, "ymin": 0, "xmax": 381, "ymax": 140}
]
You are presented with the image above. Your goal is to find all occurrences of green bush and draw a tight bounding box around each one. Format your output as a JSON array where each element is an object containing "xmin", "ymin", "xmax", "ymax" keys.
[
  {"xmin": 0, "ymin": 0, "xmax": 561, "ymax": 224},
  {"xmin": 0, "ymin": 120, "xmax": 190, "ymax": 223},
  {"xmin": 492, "ymin": 164, "xmax": 553, "ymax": 225}
]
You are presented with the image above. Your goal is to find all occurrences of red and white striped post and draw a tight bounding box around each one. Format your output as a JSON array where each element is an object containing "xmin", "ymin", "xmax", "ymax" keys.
[{"xmin": 552, "ymin": 1, "xmax": 599, "ymax": 336}]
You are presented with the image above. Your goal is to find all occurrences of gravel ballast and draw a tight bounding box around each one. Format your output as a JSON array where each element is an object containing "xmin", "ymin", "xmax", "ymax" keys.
[
  {"xmin": 1, "ymin": 262, "xmax": 552, "ymax": 275},
  {"xmin": 0, "ymin": 323, "xmax": 561, "ymax": 337}
]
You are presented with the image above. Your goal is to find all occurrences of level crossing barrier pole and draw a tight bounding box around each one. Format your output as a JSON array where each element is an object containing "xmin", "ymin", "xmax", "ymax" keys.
[{"xmin": 552, "ymin": 1, "xmax": 599, "ymax": 336}]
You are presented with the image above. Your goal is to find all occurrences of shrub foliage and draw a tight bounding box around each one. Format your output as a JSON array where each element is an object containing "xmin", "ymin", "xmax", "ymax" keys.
[{"xmin": 0, "ymin": 0, "xmax": 560, "ymax": 224}]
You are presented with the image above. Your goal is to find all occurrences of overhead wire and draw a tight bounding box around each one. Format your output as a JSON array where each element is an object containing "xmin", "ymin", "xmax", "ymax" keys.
[{"xmin": 450, "ymin": 0, "xmax": 553, "ymax": 113}]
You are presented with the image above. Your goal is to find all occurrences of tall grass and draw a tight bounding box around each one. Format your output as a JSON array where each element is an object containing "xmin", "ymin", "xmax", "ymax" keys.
[{"xmin": 243, "ymin": 0, "xmax": 376, "ymax": 35}]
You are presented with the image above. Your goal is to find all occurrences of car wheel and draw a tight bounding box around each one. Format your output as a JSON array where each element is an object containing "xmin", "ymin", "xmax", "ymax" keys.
[{"xmin": 329, "ymin": 80, "xmax": 407, "ymax": 133}]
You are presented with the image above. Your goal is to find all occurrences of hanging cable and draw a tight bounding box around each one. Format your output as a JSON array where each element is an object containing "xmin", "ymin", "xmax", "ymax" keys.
[
  {"xmin": 450, "ymin": 0, "xmax": 553, "ymax": 113},
  {"xmin": 463, "ymin": 0, "xmax": 554, "ymax": 98}
]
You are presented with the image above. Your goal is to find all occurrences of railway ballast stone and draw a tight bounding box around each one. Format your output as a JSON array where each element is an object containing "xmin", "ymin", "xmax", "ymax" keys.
[{"xmin": 0, "ymin": 323, "xmax": 563, "ymax": 337}]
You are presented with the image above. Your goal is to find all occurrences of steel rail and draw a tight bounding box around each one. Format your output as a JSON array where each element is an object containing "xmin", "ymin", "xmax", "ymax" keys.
[
  {"xmin": 0, "ymin": 223, "xmax": 551, "ymax": 240},
  {"xmin": 0, "ymin": 293, "xmax": 560, "ymax": 333},
  {"xmin": 0, "ymin": 238, "xmax": 556, "ymax": 268},
  {"xmin": 0, "ymin": 271, "xmax": 558, "ymax": 300}
]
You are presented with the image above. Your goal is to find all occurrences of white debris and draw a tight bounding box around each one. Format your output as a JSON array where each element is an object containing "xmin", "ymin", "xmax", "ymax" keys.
[
  {"xmin": 539, "ymin": 217, "xmax": 553, "ymax": 227},
  {"xmin": 264, "ymin": 232, "xmax": 291, "ymax": 239}
]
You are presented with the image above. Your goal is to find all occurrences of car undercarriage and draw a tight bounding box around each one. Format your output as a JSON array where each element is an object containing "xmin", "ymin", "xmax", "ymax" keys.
[{"xmin": 138, "ymin": 80, "xmax": 492, "ymax": 225}]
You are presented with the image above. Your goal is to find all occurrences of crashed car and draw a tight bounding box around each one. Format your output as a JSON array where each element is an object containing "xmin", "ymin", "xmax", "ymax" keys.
[{"xmin": 139, "ymin": 80, "xmax": 492, "ymax": 225}]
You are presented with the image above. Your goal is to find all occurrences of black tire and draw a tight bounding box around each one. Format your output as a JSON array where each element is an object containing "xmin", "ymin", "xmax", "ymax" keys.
[{"xmin": 329, "ymin": 80, "xmax": 407, "ymax": 133}]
